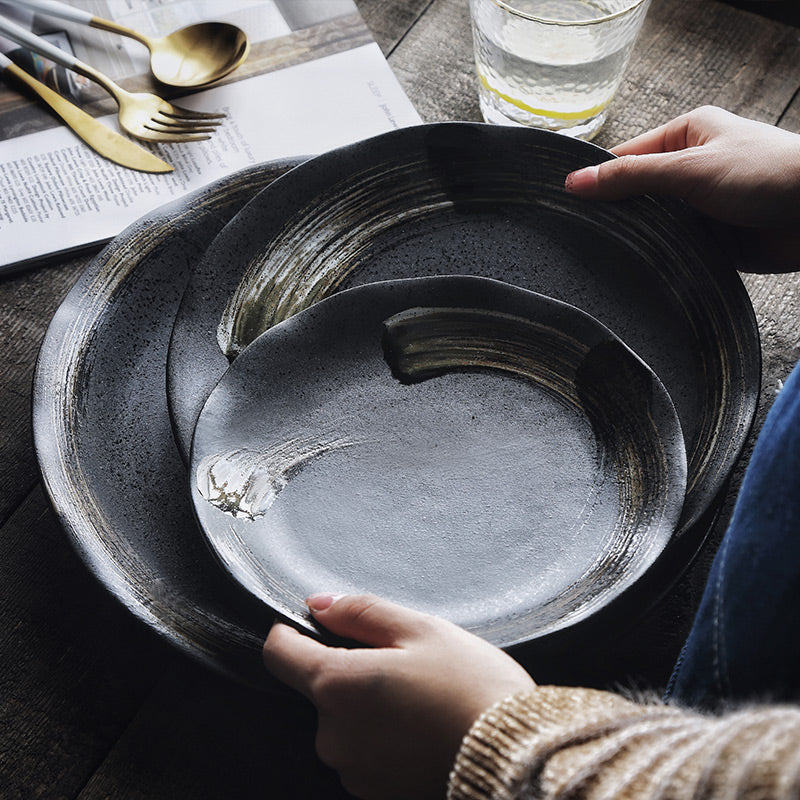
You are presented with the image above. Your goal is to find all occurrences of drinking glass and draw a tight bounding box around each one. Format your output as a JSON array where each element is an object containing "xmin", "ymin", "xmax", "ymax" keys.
[{"xmin": 469, "ymin": 0, "xmax": 652, "ymax": 140}]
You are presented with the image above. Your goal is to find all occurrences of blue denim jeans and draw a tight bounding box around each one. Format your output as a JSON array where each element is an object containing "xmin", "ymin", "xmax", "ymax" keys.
[{"xmin": 665, "ymin": 360, "xmax": 800, "ymax": 709}]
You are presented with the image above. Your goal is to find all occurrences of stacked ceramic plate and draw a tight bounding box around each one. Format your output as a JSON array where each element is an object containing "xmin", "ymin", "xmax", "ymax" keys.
[{"xmin": 34, "ymin": 124, "xmax": 760, "ymax": 685}]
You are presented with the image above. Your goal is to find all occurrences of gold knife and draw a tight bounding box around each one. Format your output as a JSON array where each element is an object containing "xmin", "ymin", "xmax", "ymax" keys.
[{"xmin": 0, "ymin": 52, "xmax": 173, "ymax": 173}]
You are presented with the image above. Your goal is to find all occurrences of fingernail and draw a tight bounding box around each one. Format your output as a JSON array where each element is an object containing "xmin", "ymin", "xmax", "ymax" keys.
[
  {"xmin": 306, "ymin": 593, "xmax": 345, "ymax": 612},
  {"xmin": 565, "ymin": 165, "xmax": 599, "ymax": 193}
]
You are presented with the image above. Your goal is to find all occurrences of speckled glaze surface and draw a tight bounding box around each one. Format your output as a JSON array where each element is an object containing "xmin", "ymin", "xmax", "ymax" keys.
[
  {"xmin": 33, "ymin": 158, "xmax": 303, "ymax": 684},
  {"xmin": 191, "ymin": 276, "xmax": 687, "ymax": 647},
  {"xmin": 167, "ymin": 122, "xmax": 760, "ymax": 548}
]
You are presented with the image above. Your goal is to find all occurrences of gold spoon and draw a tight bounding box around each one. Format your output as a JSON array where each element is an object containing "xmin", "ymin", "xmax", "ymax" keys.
[{"xmin": 14, "ymin": 0, "xmax": 250, "ymax": 88}]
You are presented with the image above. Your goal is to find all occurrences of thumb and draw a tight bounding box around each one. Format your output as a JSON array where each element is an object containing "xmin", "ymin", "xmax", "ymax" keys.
[
  {"xmin": 306, "ymin": 593, "xmax": 433, "ymax": 648},
  {"xmin": 565, "ymin": 151, "xmax": 693, "ymax": 202}
]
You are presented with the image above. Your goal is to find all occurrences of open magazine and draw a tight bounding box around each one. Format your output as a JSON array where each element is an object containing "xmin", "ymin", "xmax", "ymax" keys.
[{"xmin": 0, "ymin": 0, "xmax": 421, "ymax": 273}]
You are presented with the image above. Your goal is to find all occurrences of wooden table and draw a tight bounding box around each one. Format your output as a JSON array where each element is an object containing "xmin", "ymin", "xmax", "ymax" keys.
[{"xmin": 2, "ymin": 1, "xmax": 799, "ymax": 796}]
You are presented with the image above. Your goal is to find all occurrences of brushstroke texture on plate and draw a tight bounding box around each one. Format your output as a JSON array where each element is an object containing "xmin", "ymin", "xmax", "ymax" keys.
[
  {"xmin": 167, "ymin": 123, "xmax": 760, "ymax": 554},
  {"xmin": 190, "ymin": 276, "xmax": 687, "ymax": 648}
]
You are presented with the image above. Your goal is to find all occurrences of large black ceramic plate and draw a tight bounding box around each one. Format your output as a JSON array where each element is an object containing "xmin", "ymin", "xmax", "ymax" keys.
[
  {"xmin": 190, "ymin": 276, "xmax": 687, "ymax": 647},
  {"xmin": 167, "ymin": 123, "xmax": 760, "ymax": 548},
  {"xmin": 33, "ymin": 159, "xmax": 304, "ymax": 684}
]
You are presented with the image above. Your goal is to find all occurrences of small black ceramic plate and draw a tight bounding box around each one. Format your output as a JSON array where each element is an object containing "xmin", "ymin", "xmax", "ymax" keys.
[
  {"xmin": 33, "ymin": 159, "xmax": 304, "ymax": 684},
  {"xmin": 167, "ymin": 123, "xmax": 760, "ymax": 548},
  {"xmin": 190, "ymin": 276, "xmax": 687, "ymax": 647}
]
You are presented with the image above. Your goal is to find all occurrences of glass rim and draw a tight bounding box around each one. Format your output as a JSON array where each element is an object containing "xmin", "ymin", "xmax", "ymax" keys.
[{"xmin": 487, "ymin": 0, "xmax": 650, "ymax": 25}]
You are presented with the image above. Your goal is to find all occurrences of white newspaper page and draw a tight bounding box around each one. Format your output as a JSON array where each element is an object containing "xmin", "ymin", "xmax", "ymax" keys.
[{"xmin": 0, "ymin": 1, "xmax": 422, "ymax": 272}]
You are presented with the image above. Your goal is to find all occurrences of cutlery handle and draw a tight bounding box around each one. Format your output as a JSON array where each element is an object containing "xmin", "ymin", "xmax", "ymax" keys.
[
  {"xmin": 11, "ymin": 0, "xmax": 148, "ymax": 47},
  {"xmin": 0, "ymin": 13, "xmax": 79, "ymax": 70},
  {"xmin": 10, "ymin": 0, "xmax": 93, "ymax": 26},
  {"xmin": 0, "ymin": 13, "xmax": 129, "ymax": 107}
]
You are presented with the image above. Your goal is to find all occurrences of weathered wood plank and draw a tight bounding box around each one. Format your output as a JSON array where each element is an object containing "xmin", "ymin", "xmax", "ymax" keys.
[
  {"xmin": 779, "ymin": 88, "xmax": 800, "ymax": 132},
  {"xmin": 387, "ymin": 0, "xmax": 480, "ymax": 122},
  {"xmin": 0, "ymin": 258, "xmax": 86, "ymax": 526},
  {"xmin": 0, "ymin": 486, "xmax": 171, "ymax": 799},
  {"xmin": 358, "ymin": 0, "xmax": 435, "ymax": 56},
  {"xmin": 742, "ymin": 271, "xmax": 800, "ymax": 394},
  {"xmin": 603, "ymin": 0, "xmax": 800, "ymax": 143}
]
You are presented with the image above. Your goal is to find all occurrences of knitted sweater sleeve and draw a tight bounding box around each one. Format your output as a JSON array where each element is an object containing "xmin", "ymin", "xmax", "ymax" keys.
[{"xmin": 447, "ymin": 686, "xmax": 800, "ymax": 800}]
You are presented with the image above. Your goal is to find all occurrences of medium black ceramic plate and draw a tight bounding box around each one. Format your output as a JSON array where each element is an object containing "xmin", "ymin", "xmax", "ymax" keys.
[
  {"xmin": 190, "ymin": 276, "xmax": 687, "ymax": 647},
  {"xmin": 167, "ymin": 123, "xmax": 760, "ymax": 547},
  {"xmin": 33, "ymin": 158, "xmax": 304, "ymax": 684}
]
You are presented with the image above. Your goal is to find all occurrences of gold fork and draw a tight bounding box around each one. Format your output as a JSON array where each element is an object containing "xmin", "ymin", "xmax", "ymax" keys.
[
  {"xmin": 0, "ymin": 51, "xmax": 173, "ymax": 171},
  {"xmin": 0, "ymin": 14, "xmax": 223, "ymax": 143}
]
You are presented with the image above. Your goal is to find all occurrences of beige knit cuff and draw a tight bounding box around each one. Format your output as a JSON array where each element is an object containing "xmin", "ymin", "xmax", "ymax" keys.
[{"xmin": 446, "ymin": 686, "xmax": 646, "ymax": 800}]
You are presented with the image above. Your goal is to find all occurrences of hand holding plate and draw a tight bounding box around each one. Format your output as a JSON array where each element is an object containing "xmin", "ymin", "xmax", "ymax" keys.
[
  {"xmin": 565, "ymin": 106, "xmax": 800, "ymax": 270},
  {"xmin": 263, "ymin": 593, "xmax": 536, "ymax": 800}
]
